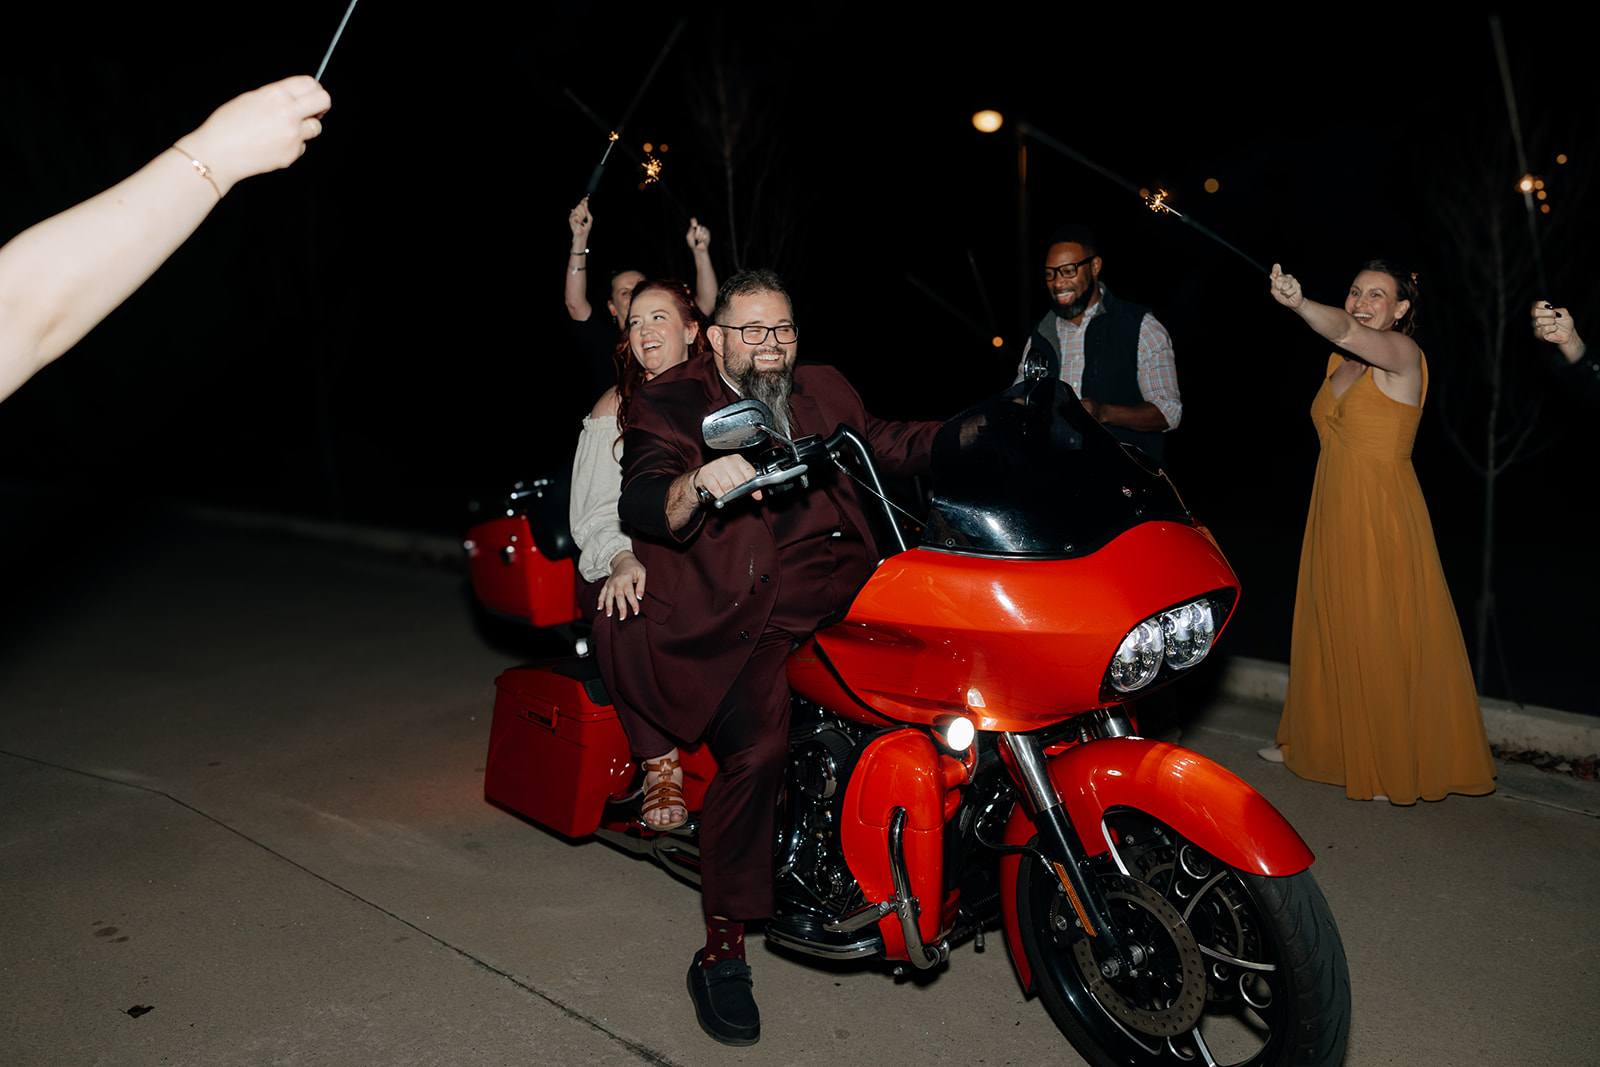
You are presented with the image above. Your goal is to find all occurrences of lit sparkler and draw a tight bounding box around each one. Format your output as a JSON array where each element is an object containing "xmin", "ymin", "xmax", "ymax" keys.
[
  {"xmin": 1021, "ymin": 123, "xmax": 1267, "ymax": 275},
  {"xmin": 1144, "ymin": 189, "xmax": 1180, "ymax": 216},
  {"xmin": 642, "ymin": 155, "xmax": 663, "ymax": 184}
]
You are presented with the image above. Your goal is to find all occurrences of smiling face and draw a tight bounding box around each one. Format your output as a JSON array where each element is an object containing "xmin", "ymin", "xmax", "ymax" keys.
[
  {"xmin": 710, "ymin": 290, "xmax": 797, "ymax": 382},
  {"xmin": 626, "ymin": 288, "xmax": 698, "ymax": 379},
  {"xmin": 1345, "ymin": 270, "xmax": 1411, "ymax": 332},
  {"xmin": 1043, "ymin": 241, "xmax": 1102, "ymax": 322}
]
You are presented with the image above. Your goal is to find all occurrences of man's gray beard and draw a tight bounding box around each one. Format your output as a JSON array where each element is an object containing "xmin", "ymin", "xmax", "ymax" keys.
[{"xmin": 740, "ymin": 365, "xmax": 794, "ymax": 439}]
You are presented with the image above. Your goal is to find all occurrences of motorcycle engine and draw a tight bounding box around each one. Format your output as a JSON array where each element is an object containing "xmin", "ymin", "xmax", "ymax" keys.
[{"xmin": 776, "ymin": 704, "xmax": 867, "ymax": 918}]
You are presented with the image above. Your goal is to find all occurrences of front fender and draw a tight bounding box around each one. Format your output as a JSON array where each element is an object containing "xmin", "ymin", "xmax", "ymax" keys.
[{"xmin": 998, "ymin": 738, "xmax": 1314, "ymax": 993}]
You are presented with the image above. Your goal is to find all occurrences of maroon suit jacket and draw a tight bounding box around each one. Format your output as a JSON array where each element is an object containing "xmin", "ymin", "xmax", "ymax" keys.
[{"xmin": 610, "ymin": 352, "xmax": 940, "ymax": 741}]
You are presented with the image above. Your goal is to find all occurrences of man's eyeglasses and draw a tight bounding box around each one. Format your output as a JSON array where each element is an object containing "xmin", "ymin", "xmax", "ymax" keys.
[
  {"xmin": 717, "ymin": 324, "xmax": 799, "ymax": 345},
  {"xmin": 1043, "ymin": 256, "xmax": 1095, "ymax": 282}
]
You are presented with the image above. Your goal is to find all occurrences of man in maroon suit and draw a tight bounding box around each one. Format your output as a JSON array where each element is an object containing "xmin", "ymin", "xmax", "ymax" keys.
[{"xmin": 612, "ymin": 269, "xmax": 940, "ymax": 1045}]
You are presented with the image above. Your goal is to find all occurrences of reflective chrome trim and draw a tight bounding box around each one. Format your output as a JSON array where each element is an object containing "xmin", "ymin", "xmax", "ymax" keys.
[
  {"xmin": 765, "ymin": 925, "xmax": 884, "ymax": 960},
  {"xmin": 888, "ymin": 807, "xmax": 950, "ymax": 970}
]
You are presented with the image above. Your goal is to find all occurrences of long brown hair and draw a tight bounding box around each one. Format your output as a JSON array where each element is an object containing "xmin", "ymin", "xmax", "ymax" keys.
[{"xmin": 614, "ymin": 279, "xmax": 710, "ymax": 434}]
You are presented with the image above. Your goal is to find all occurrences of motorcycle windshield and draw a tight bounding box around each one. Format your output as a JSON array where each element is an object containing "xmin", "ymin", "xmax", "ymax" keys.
[{"xmin": 920, "ymin": 379, "xmax": 1192, "ymax": 558}]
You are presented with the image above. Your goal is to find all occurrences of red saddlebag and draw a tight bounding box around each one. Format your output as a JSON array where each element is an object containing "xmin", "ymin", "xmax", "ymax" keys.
[{"xmin": 484, "ymin": 658, "xmax": 632, "ymax": 837}]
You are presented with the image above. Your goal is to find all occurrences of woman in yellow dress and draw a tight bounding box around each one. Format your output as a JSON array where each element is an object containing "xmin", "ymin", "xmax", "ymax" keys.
[{"xmin": 1260, "ymin": 260, "xmax": 1496, "ymax": 804}]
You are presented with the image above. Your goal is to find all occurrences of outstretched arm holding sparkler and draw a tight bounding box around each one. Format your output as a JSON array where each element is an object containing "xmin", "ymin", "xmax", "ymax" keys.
[
  {"xmin": 0, "ymin": 75, "xmax": 331, "ymax": 404},
  {"xmin": 1270, "ymin": 263, "xmax": 1420, "ymax": 377},
  {"xmin": 567, "ymin": 196, "xmax": 597, "ymax": 321},
  {"xmin": 685, "ymin": 217, "xmax": 717, "ymax": 318}
]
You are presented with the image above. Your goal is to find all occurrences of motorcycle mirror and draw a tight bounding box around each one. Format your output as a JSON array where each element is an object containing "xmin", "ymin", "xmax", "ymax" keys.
[{"xmin": 702, "ymin": 399, "xmax": 776, "ymax": 451}]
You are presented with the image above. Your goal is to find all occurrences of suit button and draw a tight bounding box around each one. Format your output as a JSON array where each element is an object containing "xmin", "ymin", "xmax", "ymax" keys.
[
  {"xmin": 740, "ymin": 630, "xmax": 750, "ymax": 640},
  {"xmin": 760, "ymin": 574, "xmax": 770, "ymax": 582}
]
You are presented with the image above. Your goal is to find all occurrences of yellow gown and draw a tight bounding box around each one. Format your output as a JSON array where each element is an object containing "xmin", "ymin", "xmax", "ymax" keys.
[{"xmin": 1276, "ymin": 353, "xmax": 1496, "ymax": 803}]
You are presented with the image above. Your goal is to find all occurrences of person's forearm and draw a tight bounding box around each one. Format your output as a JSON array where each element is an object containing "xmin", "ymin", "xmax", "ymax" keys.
[
  {"xmin": 1290, "ymin": 297, "xmax": 1356, "ymax": 347},
  {"xmin": 0, "ymin": 149, "xmax": 222, "ymax": 394},
  {"xmin": 664, "ymin": 468, "xmax": 704, "ymax": 532},
  {"xmin": 692, "ymin": 250, "xmax": 717, "ymax": 318},
  {"xmin": 1097, "ymin": 401, "xmax": 1169, "ymax": 432},
  {"xmin": 564, "ymin": 249, "xmax": 592, "ymax": 320}
]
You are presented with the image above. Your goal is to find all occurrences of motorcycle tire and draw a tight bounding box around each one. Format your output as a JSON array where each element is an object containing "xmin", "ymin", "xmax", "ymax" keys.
[{"xmin": 1016, "ymin": 826, "xmax": 1350, "ymax": 1067}]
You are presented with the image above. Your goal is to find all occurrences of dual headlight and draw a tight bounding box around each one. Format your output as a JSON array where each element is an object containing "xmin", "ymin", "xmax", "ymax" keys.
[{"xmin": 1104, "ymin": 591, "xmax": 1235, "ymax": 695}]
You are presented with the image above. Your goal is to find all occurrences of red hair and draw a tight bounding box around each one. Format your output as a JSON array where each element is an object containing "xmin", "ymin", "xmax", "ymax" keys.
[{"xmin": 614, "ymin": 279, "xmax": 710, "ymax": 434}]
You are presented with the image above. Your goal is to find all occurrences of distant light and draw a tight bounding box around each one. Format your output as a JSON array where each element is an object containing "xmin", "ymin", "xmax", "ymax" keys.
[
  {"xmin": 1138, "ymin": 187, "xmax": 1150, "ymax": 199},
  {"xmin": 972, "ymin": 110, "xmax": 1003, "ymax": 133},
  {"xmin": 1204, "ymin": 178, "xmax": 1220, "ymax": 193},
  {"xmin": 642, "ymin": 142, "xmax": 653, "ymax": 153},
  {"xmin": 1534, "ymin": 179, "xmax": 1545, "ymax": 189},
  {"xmin": 659, "ymin": 143, "xmax": 669, "ymax": 152},
  {"xmin": 1557, "ymin": 154, "xmax": 1568, "ymax": 165},
  {"xmin": 1537, "ymin": 190, "xmax": 1547, "ymax": 200},
  {"xmin": 991, "ymin": 336, "xmax": 1004, "ymax": 348},
  {"xmin": 1518, "ymin": 175, "xmax": 1535, "ymax": 193},
  {"xmin": 1541, "ymin": 204, "xmax": 1551, "ymax": 214}
]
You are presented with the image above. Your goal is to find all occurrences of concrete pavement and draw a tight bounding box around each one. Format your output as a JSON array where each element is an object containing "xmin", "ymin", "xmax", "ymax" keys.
[{"xmin": 1, "ymin": 514, "xmax": 1595, "ymax": 1065}]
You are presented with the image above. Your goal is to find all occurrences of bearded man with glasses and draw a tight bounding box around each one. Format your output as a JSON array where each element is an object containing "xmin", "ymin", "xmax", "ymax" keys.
[
  {"xmin": 1017, "ymin": 223, "xmax": 1182, "ymax": 464},
  {"xmin": 609, "ymin": 268, "xmax": 940, "ymax": 1046}
]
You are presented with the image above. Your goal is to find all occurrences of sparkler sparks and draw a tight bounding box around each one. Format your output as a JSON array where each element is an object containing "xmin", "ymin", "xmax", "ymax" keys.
[
  {"xmin": 642, "ymin": 155, "xmax": 663, "ymax": 184},
  {"xmin": 1144, "ymin": 189, "xmax": 1183, "ymax": 217}
]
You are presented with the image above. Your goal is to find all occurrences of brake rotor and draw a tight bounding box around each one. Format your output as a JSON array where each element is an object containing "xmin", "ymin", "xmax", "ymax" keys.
[{"xmin": 1069, "ymin": 876, "xmax": 1208, "ymax": 1037}]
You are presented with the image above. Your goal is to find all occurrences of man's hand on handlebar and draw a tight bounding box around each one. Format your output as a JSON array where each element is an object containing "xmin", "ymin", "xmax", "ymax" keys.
[{"xmin": 694, "ymin": 455, "xmax": 762, "ymax": 503}]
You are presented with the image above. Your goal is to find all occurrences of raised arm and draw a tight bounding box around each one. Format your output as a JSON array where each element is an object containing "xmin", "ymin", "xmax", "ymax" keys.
[
  {"xmin": 1270, "ymin": 263, "xmax": 1419, "ymax": 374},
  {"xmin": 685, "ymin": 217, "xmax": 717, "ymax": 318},
  {"xmin": 565, "ymin": 197, "xmax": 595, "ymax": 321},
  {"xmin": 0, "ymin": 76, "xmax": 330, "ymax": 404}
]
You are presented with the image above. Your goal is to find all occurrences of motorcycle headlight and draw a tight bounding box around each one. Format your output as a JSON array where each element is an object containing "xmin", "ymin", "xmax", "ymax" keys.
[
  {"xmin": 1161, "ymin": 599, "xmax": 1216, "ymax": 669},
  {"xmin": 1103, "ymin": 591, "xmax": 1234, "ymax": 696},
  {"xmin": 1107, "ymin": 619, "xmax": 1164, "ymax": 693}
]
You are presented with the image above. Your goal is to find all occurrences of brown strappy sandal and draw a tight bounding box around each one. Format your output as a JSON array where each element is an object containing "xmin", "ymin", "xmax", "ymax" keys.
[{"xmin": 640, "ymin": 754, "xmax": 688, "ymax": 831}]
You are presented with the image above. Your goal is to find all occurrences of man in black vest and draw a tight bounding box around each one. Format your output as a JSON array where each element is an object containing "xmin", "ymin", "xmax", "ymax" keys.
[{"xmin": 1015, "ymin": 224, "xmax": 1181, "ymax": 464}]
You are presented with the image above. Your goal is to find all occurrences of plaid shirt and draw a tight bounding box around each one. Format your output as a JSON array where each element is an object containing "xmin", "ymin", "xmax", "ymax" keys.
[{"xmin": 1016, "ymin": 284, "xmax": 1182, "ymax": 429}]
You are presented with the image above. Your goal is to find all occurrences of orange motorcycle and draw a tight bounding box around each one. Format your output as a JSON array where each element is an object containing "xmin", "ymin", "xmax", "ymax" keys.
[{"xmin": 465, "ymin": 379, "xmax": 1350, "ymax": 1067}]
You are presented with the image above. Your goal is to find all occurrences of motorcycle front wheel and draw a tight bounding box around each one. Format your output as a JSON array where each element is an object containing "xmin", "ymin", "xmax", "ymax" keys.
[{"xmin": 1016, "ymin": 815, "xmax": 1350, "ymax": 1067}]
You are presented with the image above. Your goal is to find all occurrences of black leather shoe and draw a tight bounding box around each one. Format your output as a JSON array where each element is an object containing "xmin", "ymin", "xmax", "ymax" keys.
[{"xmin": 686, "ymin": 949, "xmax": 760, "ymax": 1046}]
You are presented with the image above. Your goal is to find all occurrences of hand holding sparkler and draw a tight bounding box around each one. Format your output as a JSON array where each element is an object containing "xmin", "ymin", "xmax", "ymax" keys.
[
  {"xmin": 175, "ymin": 76, "xmax": 331, "ymax": 196},
  {"xmin": 0, "ymin": 76, "xmax": 331, "ymax": 404},
  {"xmin": 1269, "ymin": 264, "xmax": 1305, "ymax": 311},
  {"xmin": 570, "ymin": 197, "xmax": 595, "ymax": 250},
  {"xmin": 685, "ymin": 217, "xmax": 711, "ymax": 254},
  {"xmin": 1531, "ymin": 300, "xmax": 1585, "ymax": 363}
]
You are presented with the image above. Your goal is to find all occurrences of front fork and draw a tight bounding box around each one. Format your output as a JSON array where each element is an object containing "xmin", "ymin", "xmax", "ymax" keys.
[{"xmin": 1000, "ymin": 714, "xmax": 1138, "ymax": 978}]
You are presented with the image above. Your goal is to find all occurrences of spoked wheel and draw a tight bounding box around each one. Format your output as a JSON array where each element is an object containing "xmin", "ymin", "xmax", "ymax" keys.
[{"xmin": 1016, "ymin": 813, "xmax": 1349, "ymax": 1066}]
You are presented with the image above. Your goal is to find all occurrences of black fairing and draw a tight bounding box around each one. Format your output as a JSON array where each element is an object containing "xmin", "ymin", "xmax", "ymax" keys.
[{"xmin": 921, "ymin": 379, "xmax": 1191, "ymax": 558}]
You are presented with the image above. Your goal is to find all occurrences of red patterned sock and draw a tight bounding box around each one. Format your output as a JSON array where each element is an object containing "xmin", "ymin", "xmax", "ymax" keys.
[{"xmin": 702, "ymin": 919, "xmax": 746, "ymax": 968}]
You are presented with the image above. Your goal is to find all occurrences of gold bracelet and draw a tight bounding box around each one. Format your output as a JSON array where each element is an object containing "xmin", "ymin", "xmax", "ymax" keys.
[{"xmin": 171, "ymin": 145, "xmax": 221, "ymax": 200}]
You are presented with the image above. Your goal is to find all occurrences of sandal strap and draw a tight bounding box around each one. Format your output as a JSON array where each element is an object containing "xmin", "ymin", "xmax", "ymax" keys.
[
  {"xmin": 641, "ymin": 780, "xmax": 686, "ymax": 815},
  {"xmin": 641, "ymin": 754, "xmax": 682, "ymax": 775}
]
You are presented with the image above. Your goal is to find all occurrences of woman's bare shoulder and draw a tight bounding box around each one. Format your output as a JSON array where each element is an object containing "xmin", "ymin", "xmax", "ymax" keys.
[{"xmin": 588, "ymin": 386, "xmax": 621, "ymax": 419}]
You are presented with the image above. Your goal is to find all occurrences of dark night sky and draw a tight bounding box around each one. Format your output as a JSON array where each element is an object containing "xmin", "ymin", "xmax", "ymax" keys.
[{"xmin": 3, "ymin": 5, "xmax": 1595, "ymax": 701}]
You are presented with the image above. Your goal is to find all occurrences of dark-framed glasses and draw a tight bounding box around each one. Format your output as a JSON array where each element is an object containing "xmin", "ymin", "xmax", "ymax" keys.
[
  {"xmin": 1043, "ymin": 256, "xmax": 1095, "ymax": 282},
  {"xmin": 718, "ymin": 323, "xmax": 798, "ymax": 345}
]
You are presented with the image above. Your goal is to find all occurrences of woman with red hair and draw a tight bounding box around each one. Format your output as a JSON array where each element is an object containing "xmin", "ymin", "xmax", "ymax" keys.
[{"xmin": 569, "ymin": 278, "xmax": 707, "ymax": 829}]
